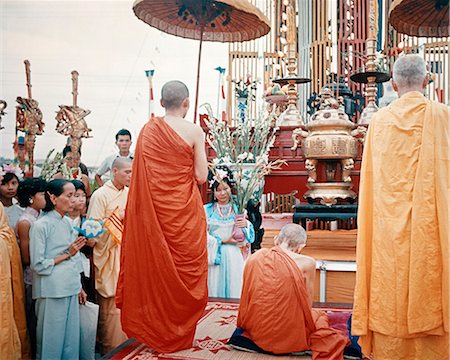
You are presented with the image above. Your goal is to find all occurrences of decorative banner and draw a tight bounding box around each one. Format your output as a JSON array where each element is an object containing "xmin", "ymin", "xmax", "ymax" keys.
[
  {"xmin": 214, "ymin": 66, "xmax": 226, "ymax": 122},
  {"xmin": 15, "ymin": 60, "xmax": 45, "ymax": 177},
  {"xmin": 55, "ymin": 70, "xmax": 91, "ymax": 178},
  {"xmin": 145, "ymin": 69, "xmax": 155, "ymax": 119}
]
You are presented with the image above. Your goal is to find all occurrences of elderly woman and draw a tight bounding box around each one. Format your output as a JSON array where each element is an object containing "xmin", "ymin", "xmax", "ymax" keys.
[
  {"xmin": 205, "ymin": 165, "xmax": 254, "ymax": 299},
  {"xmin": 30, "ymin": 179, "xmax": 87, "ymax": 359}
]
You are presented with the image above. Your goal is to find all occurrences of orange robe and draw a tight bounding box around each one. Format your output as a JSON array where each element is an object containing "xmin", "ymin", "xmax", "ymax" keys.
[
  {"xmin": 116, "ymin": 117, "xmax": 208, "ymax": 353},
  {"xmin": 353, "ymin": 92, "xmax": 449, "ymax": 359},
  {"xmin": 0, "ymin": 203, "xmax": 31, "ymax": 359},
  {"xmin": 237, "ymin": 246, "xmax": 349, "ymax": 359}
]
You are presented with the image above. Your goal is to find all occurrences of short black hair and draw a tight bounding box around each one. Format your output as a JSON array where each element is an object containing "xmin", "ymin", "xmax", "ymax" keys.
[
  {"xmin": 115, "ymin": 129, "xmax": 132, "ymax": 141},
  {"xmin": 17, "ymin": 177, "xmax": 47, "ymax": 207},
  {"xmin": 1, "ymin": 172, "xmax": 19, "ymax": 185},
  {"xmin": 62, "ymin": 145, "xmax": 81, "ymax": 158},
  {"xmin": 71, "ymin": 179, "xmax": 86, "ymax": 194},
  {"xmin": 43, "ymin": 179, "xmax": 71, "ymax": 212}
]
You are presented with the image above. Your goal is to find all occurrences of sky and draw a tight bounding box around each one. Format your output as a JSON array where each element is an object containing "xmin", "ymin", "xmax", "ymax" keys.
[{"xmin": 0, "ymin": 0, "xmax": 228, "ymax": 167}]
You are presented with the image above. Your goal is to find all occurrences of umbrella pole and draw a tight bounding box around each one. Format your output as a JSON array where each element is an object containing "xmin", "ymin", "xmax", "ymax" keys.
[{"xmin": 193, "ymin": 27, "xmax": 204, "ymax": 124}]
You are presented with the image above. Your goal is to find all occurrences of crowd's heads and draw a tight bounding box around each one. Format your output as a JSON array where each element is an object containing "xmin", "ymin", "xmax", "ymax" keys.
[
  {"xmin": 161, "ymin": 80, "xmax": 190, "ymax": 117},
  {"xmin": 115, "ymin": 129, "xmax": 132, "ymax": 154},
  {"xmin": 62, "ymin": 145, "xmax": 81, "ymax": 169},
  {"xmin": 43, "ymin": 179, "xmax": 75, "ymax": 213},
  {"xmin": 111, "ymin": 157, "xmax": 132, "ymax": 187},
  {"xmin": 17, "ymin": 177, "xmax": 47, "ymax": 209},
  {"xmin": 0, "ymin": 166, "xmax": 21, "ymax": 201},
  {"xmin": 71, "ymin": 179, "xmax": 87, "ymax": 213},
  {"xmin": 392, "ymin": 54, "xmax": 428, "ymax": 92},
  {"xmin": 208, "ymin": 165, "xmax": 234, "ymax": 203},
  {"xmin": 275, "ymin": 223, "xmax": 307, "ymax": 252}
]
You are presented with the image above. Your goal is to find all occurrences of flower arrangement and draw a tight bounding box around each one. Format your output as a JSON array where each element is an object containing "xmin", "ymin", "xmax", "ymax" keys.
[
  {"xmin": 1, "ymin": 164, "xmax": 24, "ymax": 180},
  {"xmin": 40, "ymin": 149, "xmax": 82, "ymax": 181},
  {"xmin": 202, "ymin": 102, "xmax": 286, "ymax": 214},
  {"xmin": 232, "ymin": 75, "xmax": 258, "ymax": 100},
  {"xmin": 74, "ymin": 218, "xmax": 105, "ymax": 239},
  {"xmin": 201, "ymin": 103, "xmax": 278, "ymax": 164}
]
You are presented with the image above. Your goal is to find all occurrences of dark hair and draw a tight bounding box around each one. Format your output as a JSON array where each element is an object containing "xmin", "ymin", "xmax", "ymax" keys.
[
  {"xmin": 17, "ymin": 178, "xmax": 47, "ymax": 207},
  {"xmin": 1, "ymin": 172, "xmax": 20, "ymax": 185},
  {"xmin": 115, "ymin": 129, "xmax": 132, "ymax": 141},
  {"xmin": 62, "ymin": 145, "xmax": 81, "ymax": 158},
  {"xmin": 71, "ymin": 179, "xmax": 86, "ymax": 194},
  {"xmin": 43, "ymin": 179, "xmax": 71, "ymax": 212},
  {"xmin": 207, "ymin": 165, "xmax": 234, "ymax": 203}
]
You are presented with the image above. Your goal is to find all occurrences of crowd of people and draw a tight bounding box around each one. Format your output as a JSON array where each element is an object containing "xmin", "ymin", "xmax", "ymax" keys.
[{"xmin": 0, "ymin": 55, "xmax": 448, "ymax": 360}]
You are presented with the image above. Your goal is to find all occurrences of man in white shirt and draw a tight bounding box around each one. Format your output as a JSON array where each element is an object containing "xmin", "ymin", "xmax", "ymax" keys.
[{"xmin": 95, "ymin": 129, "xmax": 133, "ymax": 187}]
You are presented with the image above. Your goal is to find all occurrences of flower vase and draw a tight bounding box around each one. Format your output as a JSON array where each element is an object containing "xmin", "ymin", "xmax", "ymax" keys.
[
  {"xmin": 233, "ymin": 213, "xmax": 246, "ymax": 242},
  {"xmin": 237, "ymin": 96, "xmax": 247, "ymax": 123}
]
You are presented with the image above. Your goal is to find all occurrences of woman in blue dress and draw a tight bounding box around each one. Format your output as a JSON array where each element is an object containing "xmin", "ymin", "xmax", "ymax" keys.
[
  {"xmin": 30, "ymin": 179, "xmax": 87, "ymax": 359},
  {"xmin": 205, "ymin": 166, "xmax": 254, "ymax": 298}
]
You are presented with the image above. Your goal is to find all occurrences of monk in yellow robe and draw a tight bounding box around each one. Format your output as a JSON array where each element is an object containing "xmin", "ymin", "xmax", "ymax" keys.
[
  {"xmin": 353, "ymin": 54, "xmax": 449, "ymax": 359},
  {"xmin": 237, "ymin": 224, "xmax": 349, "ymax": 359},
  {"xmin": 87, "ymin": 157, "xmax": 131, "ymax": 355},
  {"xmin": 0, "ymin": 201, "xmax": 31, "ymax": 359},
  {"xmin": 116, "ymin": 80, "xmax": 209, "ymax": 353}
]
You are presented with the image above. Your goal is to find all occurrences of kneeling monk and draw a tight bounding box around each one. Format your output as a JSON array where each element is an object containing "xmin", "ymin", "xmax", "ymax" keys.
[
  {"xmin": 116, "ymin": 80, "xmax": 209, "ymax": 353},
  {"xmin": 237, "ymin": 223, "xmax": 348, "ymax": 359}
]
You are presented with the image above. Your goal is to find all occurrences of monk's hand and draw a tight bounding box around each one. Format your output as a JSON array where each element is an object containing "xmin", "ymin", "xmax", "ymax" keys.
[
  {"xmin": 234, "ymin": 218, "xmax": 247, "ymax": 228},
  {"xmin": 68, "ymin": 236, "xmax": 87, "ymax": 256},
  {"xmin": 78, "ymin": 288, "xmax": 87, "ymax": 305}
]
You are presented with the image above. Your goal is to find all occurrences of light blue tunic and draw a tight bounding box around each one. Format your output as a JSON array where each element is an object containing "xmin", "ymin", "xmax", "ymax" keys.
[
  {"xmin": 30, "ymin": 210, "xmax": 83, "ymax": 360},
  {"xmin": 205, "ymin": 202, "xmax": 255, "ymax": 298}
]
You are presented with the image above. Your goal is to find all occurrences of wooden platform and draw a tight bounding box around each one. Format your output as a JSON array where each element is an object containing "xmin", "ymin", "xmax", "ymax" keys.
[{"xmin": 261, "ymin": 220, "xmax": 357, "ymax": 304}]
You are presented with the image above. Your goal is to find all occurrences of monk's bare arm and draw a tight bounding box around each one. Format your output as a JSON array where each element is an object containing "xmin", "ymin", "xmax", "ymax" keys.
[
  {"xmin": 193, "ymin": 127, "xmax": 208, "ymax": 184},
  {"xmin": 304, "ymin": 258, "xmax": 316, "ymax": 306}
]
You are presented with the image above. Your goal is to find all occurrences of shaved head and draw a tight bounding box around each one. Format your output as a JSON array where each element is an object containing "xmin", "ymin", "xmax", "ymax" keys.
[
  {"xmin": 276, "ymin": 223, "xmax": 307, "ymax": 251},
  {"xmin": 161, "ymin": 80, "xmax": 189, "ymax": 110},
  {"xmin": 392, "ymin": 54, "xmax": 427, "ymax": 89},
  {"xmin": 112, "ymin": 157, "xmax": 132, "ymax": 170}
]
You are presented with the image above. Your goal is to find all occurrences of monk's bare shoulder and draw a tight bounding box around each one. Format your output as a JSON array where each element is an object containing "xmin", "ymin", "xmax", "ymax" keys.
[{"xmin": 297, "ymin": 254, "xmax": 316, "ymax": 271}]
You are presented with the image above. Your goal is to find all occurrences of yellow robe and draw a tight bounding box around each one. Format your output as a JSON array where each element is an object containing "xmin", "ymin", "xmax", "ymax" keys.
[
  {"xmin": 353, "ymin": 92, "xmax": 449, "ymax": 359},
  {"xmin": 0, "ymin": 203, "xmax": 31, "ymax": 359},
  {"xmin": 87, "ymin": 180, "xmax": 128, "ymax": 354},
  {"xmin": 87, "ymin": 180, "xmax": 128, "ymax": 298}
]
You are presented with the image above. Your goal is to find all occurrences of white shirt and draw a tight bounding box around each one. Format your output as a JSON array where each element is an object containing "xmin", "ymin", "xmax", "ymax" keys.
[{"xmin": 96, "ymin": 152, "xmax": 133, "ymax": 181}]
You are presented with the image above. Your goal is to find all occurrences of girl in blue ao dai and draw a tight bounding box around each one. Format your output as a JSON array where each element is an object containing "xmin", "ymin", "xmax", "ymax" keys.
[{"xmin": 205, "ymin": 166, "xmax": 254, "ymax": 298}]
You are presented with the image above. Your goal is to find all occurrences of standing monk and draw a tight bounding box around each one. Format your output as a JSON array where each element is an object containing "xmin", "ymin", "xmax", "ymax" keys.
[
  {"xmin": 87, "ymin": 157, "xmax": 132, "ymax": 355},
  {"xmin": 116, "ymin": 80, "xmax": 208, "ymax": 353},
  {"xmin": 353, "ymin": 54, "xmax": 449, "ymax": 359}
]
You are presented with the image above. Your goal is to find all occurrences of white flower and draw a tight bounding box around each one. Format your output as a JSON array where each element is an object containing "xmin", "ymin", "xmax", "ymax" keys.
[
  {"xmin": 216, "ymin": 169, "xmax": 228, "ymax": 180},
  {"xmin": 212, "ymin": 158, "xmax": 220, "ymax": 165},
  {"xmin": 237, "ymin": 152, "xmax": 248, "ymax": 161},
  {"xmin": 82, "ymin": 219, "xmax": 103, "ymax": 238},
  {"xmin": 256, "ymin": 154, "xmax": 269, "ymax": 165},
  {"xmin": 220, "ymin": 156, "xmax": 232, "ymax": 166},
  {"xmin": 246, "ymin": 153, "xmax": 254, "ymax": 161}
]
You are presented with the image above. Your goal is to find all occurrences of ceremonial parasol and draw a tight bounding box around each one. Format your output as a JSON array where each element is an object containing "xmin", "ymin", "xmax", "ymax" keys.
[
  {"xmin": 133, "ymin": 0, "xmax": 270, "ymax": 122},
  {"xmin": 389, "ymin": 0, "xmax": 449, "ymax": 37}
]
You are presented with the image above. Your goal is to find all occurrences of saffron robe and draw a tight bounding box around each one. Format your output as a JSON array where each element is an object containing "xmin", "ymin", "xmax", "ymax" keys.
[
  {"xmin": 87, "ymin": 180, "xmax": 128, "ymax": 298},
  {"xmin": 237, "ymin": 246, "xmax": 349, "ymax": 359},
  {"xmin": 352, "ymin": 92, "xmax": 449, "ymax": 359},
  {"xmin": 116, "ymin": 117, "xmax": 208, "ymax": 353},
  {"xmin": 87, "ymin": 180, "xmax": 128, "ymax": 354},
  {"xmin": 0, "ymin": 208, "xmax": 21, "ymax": 360},
  {"xmin": 0, "ymin": 203, "xmax": 31, "ymax": 359}
]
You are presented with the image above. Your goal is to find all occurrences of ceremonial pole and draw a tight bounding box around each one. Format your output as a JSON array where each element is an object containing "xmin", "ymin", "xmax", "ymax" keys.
[{"xmin": 145, "ymin": 69, "xmax": 155, "ymax": 119}]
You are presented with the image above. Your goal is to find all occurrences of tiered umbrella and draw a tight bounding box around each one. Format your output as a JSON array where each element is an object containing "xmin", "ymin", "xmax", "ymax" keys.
[
  {"xmin": 389, "ymin": 0, "xmax": 449, "ymax": 37},
  {"xmin": 133, "ymin": 0, "xmax": 270, "ymax": 122}
]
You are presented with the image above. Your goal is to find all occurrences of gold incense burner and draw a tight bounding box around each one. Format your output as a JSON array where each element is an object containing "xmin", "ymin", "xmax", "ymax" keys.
[{"xmin": 292, "ymin": 88, "xmax": 366, "ymax": 206}]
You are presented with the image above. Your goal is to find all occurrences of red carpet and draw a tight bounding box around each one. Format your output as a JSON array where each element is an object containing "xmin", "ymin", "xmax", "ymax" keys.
[{"xmin": 104, "ymin": 301, "xmax": 353, "ymax": 359}]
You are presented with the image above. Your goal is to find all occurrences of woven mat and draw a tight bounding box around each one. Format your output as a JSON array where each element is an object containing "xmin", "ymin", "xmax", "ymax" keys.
[{"xmin": 106, "ymin": 301, "xmax": 351, "ymax": 360}]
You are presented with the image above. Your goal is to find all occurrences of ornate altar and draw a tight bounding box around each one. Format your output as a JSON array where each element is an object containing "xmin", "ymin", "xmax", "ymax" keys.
[{"xmin": 291, "ymin": 88, "xmax": 366, "ymax": 206}]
